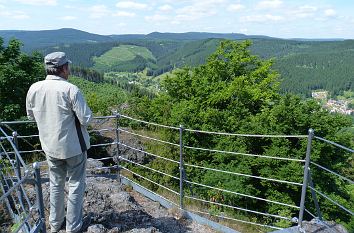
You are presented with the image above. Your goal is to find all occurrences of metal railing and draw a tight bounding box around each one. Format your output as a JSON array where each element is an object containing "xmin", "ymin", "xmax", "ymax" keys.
[
  {"xmin": 0, "ymin": 127, "xmax": 46, "ymax": 233},
  {"xmin": 1, "ymin": 114, "xmax": 353, "ymax": 233}
]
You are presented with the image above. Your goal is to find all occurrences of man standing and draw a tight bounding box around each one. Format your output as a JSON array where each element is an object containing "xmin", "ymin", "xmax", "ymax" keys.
[{"xmin": 26, "ymin": 52, "xmax": 92, "ymax": 233}]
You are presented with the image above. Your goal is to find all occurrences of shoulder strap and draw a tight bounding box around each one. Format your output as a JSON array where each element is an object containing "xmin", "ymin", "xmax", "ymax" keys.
[{"xmin": 74, "ymin": 114, "xmax": 87, "ymax": 152}]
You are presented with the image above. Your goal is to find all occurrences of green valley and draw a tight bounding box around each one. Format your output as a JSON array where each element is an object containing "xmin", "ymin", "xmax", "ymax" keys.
[{"xmin": 93, "ymin": 45, "xmax": 157, "ymax": 72}]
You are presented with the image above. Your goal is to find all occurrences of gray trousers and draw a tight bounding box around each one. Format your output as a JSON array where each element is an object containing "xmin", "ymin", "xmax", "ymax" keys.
[{"xmin": 46, "ymin": 152, "xmax": 87, "ymax": 233}]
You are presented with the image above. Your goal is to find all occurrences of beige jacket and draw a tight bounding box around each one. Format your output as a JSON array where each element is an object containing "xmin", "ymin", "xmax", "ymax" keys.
[{"xmin": 26, "ymin": 75, "xmax": 92, "ymax": 159}]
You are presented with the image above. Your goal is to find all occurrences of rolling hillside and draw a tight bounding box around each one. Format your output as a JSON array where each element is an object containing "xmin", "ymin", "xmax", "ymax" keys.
[
  {"xmin": 0, "ymin": 28, "xmax": 113, "ymax": 51},
  {"xmin": 1, "ymin": 28, "xmax": 353, "ymax": 96},
  {"xmin": 93, "ymin": 45, "xmax": 157, "ymax": 72}
]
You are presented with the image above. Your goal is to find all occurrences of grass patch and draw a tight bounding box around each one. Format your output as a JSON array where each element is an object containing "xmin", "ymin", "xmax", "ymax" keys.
[{"xmin": 93, "ymin": 45, "xmax": 156, "ymax": 72}]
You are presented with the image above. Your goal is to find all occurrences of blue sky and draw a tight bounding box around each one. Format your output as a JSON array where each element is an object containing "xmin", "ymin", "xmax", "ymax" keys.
[{"xmin": 0, "ymin": 0, "xmax": 354, "ymax": 38}]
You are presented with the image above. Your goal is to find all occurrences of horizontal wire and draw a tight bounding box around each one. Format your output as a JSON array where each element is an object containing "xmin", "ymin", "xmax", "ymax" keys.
[
  {"xmin": 121, "ymin": 175, "xmax": 179, "ymax": 207},
  {"xmin": 119, "ymin": 114, "xmax": 179, "ymax": 130},
  {"xmin": 119, "ymin": 143, "xmax": 180, "ymax": 164},
  {"xmin": 120, "ymin": 157, "xmax": 179, "ymax": 180},
  {"xmin": 86, "ymin": 165, "xmax": 118, "ymax": 171},
  {"xmin": 188, "ymin": 209, "xmax": 283, "ymax": 230},
  {"xmin": 93, "ymin": 116, "xmax": 116, "ymax": 120},
  {"xmin": 184, "ymin": 163, "xmax": 302, "ymax": 186},
  {"xmin": 305, "ymin": 208, "xmax": 316, "ymax": 218},
  {"xmin": 184, "ymin": 145, "xmax": 305, "ymax": 162},
  {"xmin": 19, "ymin": 149, "xmax": 43, "ymax": 154},
  {"xmin": 185, "ymin": 180, "xmax": 299, "ymax": 209},
  {"xmin": 185, "ymin": 195, "xmax": 291, "ymax": 221},
  {"xmin": 185, "ymin": 128, "xmax": 307, "ymax": 138},
  {"xmin": 0, "ymin": 120, "xmax": 36, "ymax": 125},
  {"xmin": 119, "ymin": 128, "xmax": 179, "ymax": 147},
  {"xmin": 88, "ymin": 157, "xmax": 113, "ymax": 162},
  {"xmin": 88, "ymin": 128, "xmax": 115, "ymax": 133},
  {"xmin": 311, "ymin": 162, "xmax": 354, "ymax": 184},
  {"xmin": 17, "ymin": 134, "xmax": 39, "ymax": 139},
  {"xmin": 120, "ymin": 166, "xmax": 179, "ymax": 195},
  {"xmin": 1, "ymin": 150, "xmax": 43, "ymax": 155},
  {"xmin": 90, "ymin": 142, "xmax": 117, "ymax": 147},
  {"xmin": 0, "ymin": 136, "xmax": 13, "ymax": 140},
  {"xmin": 0, "ymin": 115, "xmax": 115, "ymax": 126},
  {"xmin": 3, "ymin": 141, "xmax": 116, "ymax": 155},
  {"xmin": 308, "ymin": 186, "xmax": 354, "ymax": 216},
  {"xmin": 314, "ymin": 136, "xmax": 354, "ymax": 153}
]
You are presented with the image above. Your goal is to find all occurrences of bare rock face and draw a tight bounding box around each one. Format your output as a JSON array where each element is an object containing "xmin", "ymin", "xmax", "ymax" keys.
[
  {"xmin": 87, "ymin": 224, "xmax": 107, "ymax": 233},
  {"xmin": 33, "ymin": 159, "xmax": 217, "ymax": 233},
  {"xmin": 108, "ymin": 128, "xmax": 154, "ymax": 165},
  {"xmin": 301, "ymin": 218, "xmax": 349, "ymax": 233}
]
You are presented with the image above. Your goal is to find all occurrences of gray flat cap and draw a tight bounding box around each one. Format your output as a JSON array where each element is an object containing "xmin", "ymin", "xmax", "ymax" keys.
[{"xmin": 44, "ymin": 52, "xmax": 71, "ymax": 68}]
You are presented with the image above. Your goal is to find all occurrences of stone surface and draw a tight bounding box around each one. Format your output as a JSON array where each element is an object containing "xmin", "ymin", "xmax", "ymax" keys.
[
  {"xmin": 272, "ymin": 219, "xmax": 349, "ymax": 233},
  {"xmin": 33, "ymin": 159, "xmax": 217, "ymax": 233},
  {"xmin": 301, "ymin": 218, "xmax": 349, "ymax": 233}
]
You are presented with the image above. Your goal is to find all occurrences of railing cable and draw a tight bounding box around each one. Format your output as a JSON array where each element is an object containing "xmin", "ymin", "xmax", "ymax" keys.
[
  {"xmin": 185, "ymin": 145, "xmax": 305, "ymax": 162},
  {"xmin": 185, "ymin": 128, "xmax": 307, "ymax": 138},
  {"xmin": 119, "ymin": 114, "xmax": 179, "ymax": 130},
  {"xmin": 120, "ymin": 166, "xmax": 179, "ymax": 195},
  {"xmin": 185, "ymin": 195, "xmax": 292, "ymax": 221},
  {"xmin": 119, "ymin": 128, "xmax": 179, "ymax": 147},
  {"xmin": 311, "ymin": 162, "xmax": 354, "ymax": 184},
  {"xmin": 314, "ymin": 136, "xmax": 354, "ymax": 153},
  {"xmin": 184, "ymin": 162, "xmax": 302, "ymax": 186},
  {"xmin": 308, "ymin": 186, "xmax": 353, "ymax": 216},
  {"xmin": 119, "ymin": 143, "xmax": 180, "ymax": 164},
  {"xmin": 185, "ymin": 179, "xmax": 299, "ymax": 209},
  {"xmin": 120, "ymin": 157, "xmax": 179, "ymax": 180}
]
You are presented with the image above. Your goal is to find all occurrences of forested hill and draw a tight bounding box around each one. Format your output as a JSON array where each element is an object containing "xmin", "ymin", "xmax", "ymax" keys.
[
  {"xmin": 1, "ymin": 28, "xmax": 353, "ymax": 96},
  {"xmin": 0, "ymin": 28, "xmax": 113, "ymax": 50},
  {"xmin": 0, "ymin": 28, "xmax": 274, "ymax": 51}
]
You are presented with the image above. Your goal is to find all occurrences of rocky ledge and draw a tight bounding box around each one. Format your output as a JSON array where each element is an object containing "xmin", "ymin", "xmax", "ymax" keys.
[{"xmin": 38, "ymin": 159, "xmax": 217, "ymax": 233}]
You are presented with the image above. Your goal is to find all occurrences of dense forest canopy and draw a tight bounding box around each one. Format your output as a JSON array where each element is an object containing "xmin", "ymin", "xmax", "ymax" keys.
[
  {"xmin": 28, "ymin": 37, "xmax": 354, "ymax": 96},
  {"xmin": 126, "ymin": 40, "xmax": 354, "ymax": 230}
]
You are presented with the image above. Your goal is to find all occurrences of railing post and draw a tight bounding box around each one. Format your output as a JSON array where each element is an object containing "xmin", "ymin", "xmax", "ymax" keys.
[
  {"xmin": 12, "ymin": 132, "xmax": 21, "ymax": 180},
  {"xmin": 12, "ymin": 131, "xmax": 26, "ymax": 214},
  {"xmin": 298, "ymin": 128, "xmax": 314, "ymax": 229},
  {"xmin": 179, "ymin": 125, "xmax": 184, "ymax": 210},
  {"xmin": 308, "ymin": 168, "xmax": 322, "ymax": 220},
  {"xmin": 33, "ymin": 162, "xmax": 46, "ymax": 233},
  {"xmin": 115, "ymin": 113, "xmax": 121, "ymax": 184}
]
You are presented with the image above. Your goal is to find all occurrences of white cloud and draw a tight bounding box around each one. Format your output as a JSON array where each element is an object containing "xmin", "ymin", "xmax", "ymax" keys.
[
  {"xmin": 0, "ymin": 8, "xmax": 29, "ymax": 19},
  {"xmin": 241, "ymin": 14, "xmax": 284, "ymax": 23},
  {"xmin": 15, "ymin": 0, "xmax": 56, "ymax": 6},
  {"xmin": 116, "ymin": 1, "xmax": 147, "ymax": 10},
  {"xmin": 89, "ymin": 5, "xmax": 110, "ymax": 19},
  {"xmin": 113, "ymin": 11, "xmax": 136, "ymax": 17},
  {"xmin": 292, "ymin": 5, "xmax": 317, "ymax": 19},
  {"xmin": 159, "ymin": 4, "xmax": 172, "ymax": 11},
  {"xmin": 324, "ymin": 9, "xmax": 336, "ymax": 17},
  {"xmin": 256, "ymin": 0, "xmax": 282, "ymax": 9},
  {"xmin": 60, "ymin": 16, "xmax": 76, "ymax": 21},
  {"xmin": 145, "ymin": 14, "xmax": 169, "ymax": 23},
  {"xmin": 227, "ymin": 4, "xmax": 245, "ymax": 12},
  {"xmin": 175, "ymin": 0, "xmax": 224, "ymax": 21}
]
